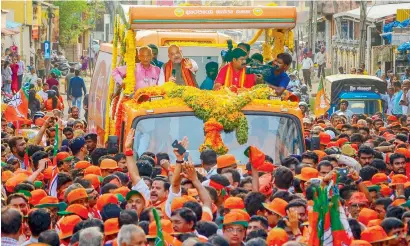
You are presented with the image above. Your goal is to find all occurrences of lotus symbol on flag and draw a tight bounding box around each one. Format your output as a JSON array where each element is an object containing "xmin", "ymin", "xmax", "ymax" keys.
[
  {"xmin": 8, "ymin": 92, "xmax": 24, "ymax": 118},
  {"xmin": 319, "ymin": 94, "xmax": 327, "ymax": 109}
]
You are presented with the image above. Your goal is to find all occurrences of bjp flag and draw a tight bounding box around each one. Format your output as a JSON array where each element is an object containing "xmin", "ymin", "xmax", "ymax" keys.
[
  {"xmin": 4, "ymin": 83, "xmax": 29, "ymax": 122},
  {"xmin": 314, "ymin": 77, "xmax": 330, "ymax": 117}
]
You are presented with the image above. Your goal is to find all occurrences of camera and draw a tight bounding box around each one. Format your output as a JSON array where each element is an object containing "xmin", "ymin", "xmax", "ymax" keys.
[
  {"xmin": 245, "ymin": 62, "xmax": 273, "ymax": 78},
  {"xmin": 221, "ymin": 39, "xmax": 234, "ymax": 62}
]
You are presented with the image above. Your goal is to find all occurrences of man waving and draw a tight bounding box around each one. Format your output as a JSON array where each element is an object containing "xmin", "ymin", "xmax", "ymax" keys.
[{"xmin": 158, "ymin": 45, "xmax": 198, "ymax": 87}]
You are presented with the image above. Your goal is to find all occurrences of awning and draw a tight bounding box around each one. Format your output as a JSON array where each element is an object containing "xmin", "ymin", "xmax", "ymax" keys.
[
  {"xmin": 6, "ymin": 20, "xmax": 22, "ymax": 29},
  {"xmin": 333, "ymin": 3, "xmax": 410, "ymax": 22},
  {"xmin": 1, "ymin": 28, "xmax": 19, "ymax": 35}
]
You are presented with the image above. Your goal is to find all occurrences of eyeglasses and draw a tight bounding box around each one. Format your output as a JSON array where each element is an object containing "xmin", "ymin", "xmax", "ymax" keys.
[{"xmin": 225, "ymin": 227, "xmax": 245, "ymax": 233}]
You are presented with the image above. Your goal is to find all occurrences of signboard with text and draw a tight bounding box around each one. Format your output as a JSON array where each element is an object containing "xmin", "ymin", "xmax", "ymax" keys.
[{"xmin": 44, "ymin": 41, "xmax": 50, "ymax": 59}]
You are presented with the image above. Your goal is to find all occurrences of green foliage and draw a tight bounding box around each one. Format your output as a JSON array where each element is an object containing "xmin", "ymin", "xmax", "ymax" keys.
[{"xmin": 54, "ymin": 0, "xmax": 104, "ymax": 47}]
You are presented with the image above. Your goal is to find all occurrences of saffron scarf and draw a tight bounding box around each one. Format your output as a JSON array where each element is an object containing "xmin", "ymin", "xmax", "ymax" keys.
[
  {"xmin": 164, "ymin": 58, "xmax": 196, "ymax": 87},
  {"xmin": 224, "ymin": 63, "xmax": 246, "ymax": 88}
]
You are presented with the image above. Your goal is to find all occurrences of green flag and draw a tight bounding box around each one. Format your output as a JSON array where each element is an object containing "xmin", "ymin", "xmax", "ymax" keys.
[
  {"xmin": 53, "ymin": 124, "xmax": 59, "ymax": 156},
  {"xmin": 153, "ymin": 208, "xmax": 164, "ymax": 246}
]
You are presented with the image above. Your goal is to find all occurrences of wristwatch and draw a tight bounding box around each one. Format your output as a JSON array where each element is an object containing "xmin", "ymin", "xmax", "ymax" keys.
[{"xmin": 176, "ymin": 160, "xmax": 184, "ymax": 164}]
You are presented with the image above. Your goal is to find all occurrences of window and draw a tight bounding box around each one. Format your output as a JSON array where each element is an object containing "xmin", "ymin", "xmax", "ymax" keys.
[{"xmin": 133, "ymin": 113, "xmax": 303, "ymax": 165}]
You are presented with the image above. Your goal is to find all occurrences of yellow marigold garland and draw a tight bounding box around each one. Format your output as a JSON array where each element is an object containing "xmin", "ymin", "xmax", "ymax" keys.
[
  {"xmin": 123, "ymin": 29, "xmax": 136, "ymax": 95},
  {"xmin": 199, "ymin": 118, "xmax": 228, "ymax": 155},
  {"xmin": 247, "ymin": 29, "xmax": 263, "ymax": 46},
  {"xmin": 104, "ymin": 15, "xmax": 119, "ymax": 142},
  {"xmin": 271, "ymin": 29, "xmax": 285, "ymax": 59},
  {"xmin": 127, "ymin": 83, "xmax": 276, "ymax": 155}
]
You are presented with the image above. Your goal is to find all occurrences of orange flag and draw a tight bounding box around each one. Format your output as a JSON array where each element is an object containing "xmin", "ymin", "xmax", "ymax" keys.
[
  {"xmin": 314, "ymin": 76, "xmax": 330, "ymax": 117},
  {"xmin": 244, "ymin": 146, "xmax": 265, "ymax": 169},
  {"xmin": 4, "ymin": 83, "xmax": 29, "ymax": 122}
]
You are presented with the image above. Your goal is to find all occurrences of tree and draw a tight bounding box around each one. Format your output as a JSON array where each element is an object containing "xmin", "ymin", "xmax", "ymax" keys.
[{"xmin": 54, "ymin": 0, "xmax": 104, "ymax": 47}]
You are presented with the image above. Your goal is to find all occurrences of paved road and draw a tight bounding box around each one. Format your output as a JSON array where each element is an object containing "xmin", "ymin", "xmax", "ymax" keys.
[{"xmin": 59, "ymin": 75, "xmax": 92, "ymax": 119}]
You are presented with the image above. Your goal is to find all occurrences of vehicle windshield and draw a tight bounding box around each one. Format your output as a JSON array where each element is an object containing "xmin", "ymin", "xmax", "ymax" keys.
[
  {"xmin": 133, "ymin": 113, "xmax": 303, "ymax": 165},
  {"xmin": 347, "ymin": 100, "xmax": 381, "ymax": 115}
]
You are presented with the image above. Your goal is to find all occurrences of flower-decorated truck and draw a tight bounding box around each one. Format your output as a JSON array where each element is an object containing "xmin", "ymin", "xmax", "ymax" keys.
[{"xmin": 88, "ymin": 5, "xmax": 303, "ymax": 165}]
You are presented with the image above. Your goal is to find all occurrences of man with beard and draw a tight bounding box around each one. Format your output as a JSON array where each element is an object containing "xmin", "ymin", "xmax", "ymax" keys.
[
  {"xmin": 7, "ymin": 136, "xmax": 27, "ymax": 169},
  {"xmin": 69, "ymin": 106, "xmax": 80, "ymax": 120},
  {"xmin": 158, "ymin": 45, "xmax": 198, "ymax": 87},
  {"xmin": 84, "ymin": 133, "xmax": 97, "ymax": 155},
  {"xmin": 388, "ymin": 153, "xmax": 406, "ymax": 175},
  {"xmin": 214, "ymin": 48, "xmax": 260, "ymax": 90},
  {"xmin": 200, "ymin": 61, "xmax": 219, "ymax": 90}
]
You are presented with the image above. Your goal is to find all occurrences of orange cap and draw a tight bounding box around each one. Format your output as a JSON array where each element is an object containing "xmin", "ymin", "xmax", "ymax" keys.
[
  {"xmin": 217, "ymin": 154, "xmax": 238, "ymax": 169},
  {"xmin": 96, "ymin": 193, "xmax": 119, "ymax": 211},
  {"xmin": 263, "ymin": 198, "xmax": 288, "ymax": 217},
  {"xmin": 58, "ymin": 204, "xmax": 89, "ymax": 219},
  {"xmin": 35, "ymin": 118, "xmax": 46, "ymax": 127},
  {"xmin": 84, "ymin": 165, "xmax": 102, "ymax": 176},
  {"xmin": 114, "ymin": 186, "xmax": 130, "ymax": 198},
  {"xmin": 371, "ymin": 173, "xmax": 388, "ymax": 185},
  {"xmin": 266, "ymin": 228, "xmax": 288, "ymax": 246},
  {"xmin": 1, "ymin": 170, "xmax": 14, "ymax": 182},
  {"xmin": 336, "ymin": 124, "xmax": 343, "ymax": 130},
  {"xmin": 171, "ymin": 196, "xmax": 197, "ymax": 212},
  {"xmin": 379, "ymin": 127, "xmax": 387, "ymax": 132},
  {"xmin": 187, "ymin": 189, "xmax": 198, "ymax": 197},
  {"xmin": 29, "ymin": 189, "xmax": 48, "ymax": 206},
  {"xmin": 100, "ymin": 159, "xmax": 118, "ymax": 170},
  {"xmin": 5, "ymin": 173, "xmax": 28, "ymax": 193},
  {"xmin": 223, "ymin": 209, "xmax": 250, "ymax": 226},
  {"xmin": 326, "ymin": 141, "xmax": 339, "ymax": 148},
  {"xmin": 294, "ymin": 167, "xmax": 319, "ymax": 181},
  {"xmin": 351, "ymin": 240, "xmax": 372, "ymax": 246},
  {"xmin": 404, "ymin": 182, "xmax": 410, "ymax": 189},
  {"xmin": 361, "ymin": 226, "xmax": 395, "ymax": 243},
  {"xmin": 319, "ymin": 132, "xmax": 331, "ymax": 145},
  {"xmin": 37, "ymin": 196, "xmax": 60, "ymax": 206},
  {"xmin": 83, "ymin": 174, "xmax": 101, "ymax": 189},
  {"xmin": 387, "ymin": 115, "xmax": 397, "ymax": 121},
  {"xmin": 358, "ymin": 208, "xmax": 378, "ymax": 226},
  {"xmin": 56, "ymin": 152, "xmax": 70, "ymax": 161},
  {"xmin": 337, "ymin": 138, "xmax": 349, "ymax": 147},
  {"xmin": 104, "ymin": 218, "xmax": 120, "ymax": 236},
  {"xmin": 367, "ymin": 219, "xmax": 382, "ymax": 227},
  {"xmin": 43, "ymin": 166, "xmax": 58, "ymax": 180},
  {"xmin": 224, "ymin": 197, "xmax": 245, "ymax": 210},
  {"xmin": 391, "ymin": 198, "xmax": 406, "ymax": 207},
  {"xmin": 395, "ymin": 148, "xmax": 410, "ymax": 158},
  {"xmin": 390, "ymin": 122, "xmax": 401, "ymax": 128},
  {"xmin": 74, "ymin": 161, "xmax": 91, "ymax": 169},
  {"xmin": 348, "ymin": 192, "xmax": 368, "ymax": 205},
  {"xmin": 147, "ymin": 219, "xmax": 174, "ymax": 238},
  {"xmin": 313, "ymin": 150, "xmax": 326, "ymax": 162},
  {"xmin": 67, "ymin": 188, "xmax": 88, "ymax": 204},
  {"xmin": 380, "ymin": 184, "xmax": 392, "ymax": 197},
  {"xmin": 57, "ymin": 215, "xmax": 82, "ymax": 239},
  {"xmin": 389, "ymin": 174, "xmax": 408, "ymax": 186}
]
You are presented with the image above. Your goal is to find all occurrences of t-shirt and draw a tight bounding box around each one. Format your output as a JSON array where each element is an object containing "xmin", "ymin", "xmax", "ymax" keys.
[
  {"xmin": 200, "ymin": 76, "xmax": 215, "ymax": 90},
  {"xmin": 214, "ymin": 64, "xmax": 255, "ymax": 88},
  {"xmin": 265, "ymin": 70, "xmax": 290, "ymax": 89},
  {"xmin": 46, "ymin": 78, "xmax": 59, "ymax": 88}
]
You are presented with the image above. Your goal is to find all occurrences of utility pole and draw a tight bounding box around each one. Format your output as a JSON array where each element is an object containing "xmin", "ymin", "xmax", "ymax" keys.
[
  {"xmin": 358, "ymin": 0, "xmax": 367, "ymax": 65},
  {"xmin": 46, "ymin": 7, "xmax": 53, "ymax": 76},
  {"xmin": 312, "ymin": 1, "xmax": 318, "ymax": 53},
  {"xmin": 308, "ymin": 0, "xmax": 313, "ymax": 50}
]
